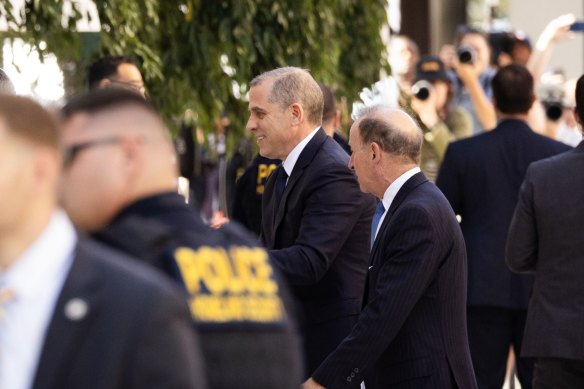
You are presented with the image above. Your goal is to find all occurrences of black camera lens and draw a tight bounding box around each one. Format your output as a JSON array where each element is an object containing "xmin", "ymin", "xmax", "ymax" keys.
[
  {"xmin": 457, "ymin": 46, "xmax": 476, "ymax": 64},
  {"xmin": 544, "ymin": 102, "xmax": 563, "ymax": 121},
  {"xmin": 412, "ymin": 80, "xmax": 433, "ymax": 101}
]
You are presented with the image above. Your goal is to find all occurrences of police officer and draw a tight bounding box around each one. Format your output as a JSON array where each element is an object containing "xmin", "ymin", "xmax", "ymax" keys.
[
  {"xmin": 230, "ymin": 153, "xmax": 280, "ymax": 236},
  {"xmin": 58, "ymin": 88, "xmax": 303, "ymax": 389}
]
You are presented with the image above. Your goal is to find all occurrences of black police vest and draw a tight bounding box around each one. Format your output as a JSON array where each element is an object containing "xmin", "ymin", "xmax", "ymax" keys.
[{"xmin": 93, "ymin": 215, "xmax": 302, "ymax": 389}]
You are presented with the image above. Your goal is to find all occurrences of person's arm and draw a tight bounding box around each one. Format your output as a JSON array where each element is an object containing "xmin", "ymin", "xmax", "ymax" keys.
[
  {"xmin": 527, "ymin": 14, "xmax": 576, "ymax": 83},
  {"xmin": 456, "ymin": 64, "xmax": 497, "ymax": 131},
  {"xmin": 310, "ymin": 205, "xmax": 443, "ymax": 388},
  {"xmin": 506, "ymin": 166, "xmax": 538, "ymax": 273},
  {"xmin": 269, "ymin": 164, "xmax": 370, "ymax": 285}
]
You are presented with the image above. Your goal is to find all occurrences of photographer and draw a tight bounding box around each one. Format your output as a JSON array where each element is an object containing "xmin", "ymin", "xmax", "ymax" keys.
[
  {"xmin": 441, "ymin": 27, "xmax": 497, "ymax": 134},
  {"xmin": 410, "ymin": 56, "xmax": 472, "ymax": 181},
  {"xmin": 537, "ymin": 70, "xmax": 582, "ymax": 146}
]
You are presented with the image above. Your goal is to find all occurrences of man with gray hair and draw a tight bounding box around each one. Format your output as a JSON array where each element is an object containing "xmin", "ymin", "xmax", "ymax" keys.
[
  {"xmin": 247, "ymin": 67, "xmax": 375, "ymax": 377},
  {"xmin": 305, "ymin": 106, "xmax": 477, "ymax": 388}
]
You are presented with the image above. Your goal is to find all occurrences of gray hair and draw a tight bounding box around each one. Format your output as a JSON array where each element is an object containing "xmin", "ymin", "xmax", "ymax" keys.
[
  {"xmin": 355, "ymin": 104, "xmax": 423, "ymax": 164},
  {"xmin": 250, "ymin": 67, "xmax": 323, "ymax": 125}
]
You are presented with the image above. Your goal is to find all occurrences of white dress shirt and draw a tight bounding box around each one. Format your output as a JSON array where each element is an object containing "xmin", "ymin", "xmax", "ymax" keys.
[
  {"xmin": 0, "ymin": 210, "xmax": 76, "ymax": 389},
  {"xmin": 373, "ymin": 167, "xmax": 421, "ymax": 240},
  {"xmin": 282, "ymin": 126, "xmax": 321, "ymax": 179}
]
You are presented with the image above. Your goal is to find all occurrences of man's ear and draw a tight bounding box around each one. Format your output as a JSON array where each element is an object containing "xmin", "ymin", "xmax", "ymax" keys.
[
  {"xmin": 332, "ymin": 110, "xmax": 341, "ymax": 130},
  {"xmin": 370, "ymin": 142, "xmax": 382, "ymax": 162},
  {"xmin": 98, "ymin": 78, "xmax": 111, "ymax": 89},
  {"xmin": 120, "ymin": 136, "xmax": 143, "ymax": 179},
  {"xmin": 290, "ymin": 103, "xmax": 304, "ymax": 126}
]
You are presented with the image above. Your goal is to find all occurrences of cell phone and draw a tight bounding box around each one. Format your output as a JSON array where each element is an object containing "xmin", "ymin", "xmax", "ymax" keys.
[{"xmin": 569, "ymin": 21, "xmax": 584, "ymax": 32}]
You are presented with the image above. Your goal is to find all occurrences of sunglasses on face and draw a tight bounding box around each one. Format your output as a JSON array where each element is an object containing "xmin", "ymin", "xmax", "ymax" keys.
[
  {"xmin": 62, "ymin": 137, "xmax": 121, "ymax": 168},
  {"xmin": 107, "ymin": 79, "xmax": 146, "ymax": 95}
]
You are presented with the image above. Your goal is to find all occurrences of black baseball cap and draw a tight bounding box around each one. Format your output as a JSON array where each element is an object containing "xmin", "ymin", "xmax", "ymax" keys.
[{"xmin": 414, "ymin": 55, "xmax": 449, "ymax": 83}]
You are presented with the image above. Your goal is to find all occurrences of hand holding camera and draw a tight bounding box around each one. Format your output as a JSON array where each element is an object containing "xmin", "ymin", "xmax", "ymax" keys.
[{"xmin": 411, "ymin": 81, "xmax": 440, "ymax": 128}]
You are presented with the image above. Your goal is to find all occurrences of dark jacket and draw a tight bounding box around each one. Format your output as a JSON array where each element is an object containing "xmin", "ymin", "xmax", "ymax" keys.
[
  {"xmin": 93, "ymin": 193, "xmax": 302, "ymax": 389},
  {"xmin": 436, "ymin": 119, "xmax": 571, "ymax": 309},
  {"xmin": 32, "ymin": 238, "xmax": 206, "ymax": 389},
  {"xmin": 313, "ymin": 172, "xmax": 477, "ymax": 389},
  {"xmin": 230, "ymin": 154, "xmax": 280, "ymax": 236},
  {"xmin": 506, "ymin": 142, "xmax": 584, "ymax": 359},
  {"xmin": 261, "ymin": 128, "xmax": 376, "ymax": 376}
]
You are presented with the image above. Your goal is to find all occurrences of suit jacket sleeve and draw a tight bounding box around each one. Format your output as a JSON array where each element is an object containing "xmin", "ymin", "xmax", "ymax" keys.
[
  {"xmin": 127, "ymin": 285, "xmax": 207, "ymax": 389},
  {"xmin": 270, "ymin": 164, "xmax": 367, "ymax": 285},
  {"xmin": 506, "ymin": 166, "xmax": 538, "ymax": 274},
  {"xmin": 312, "ymin": 204, "xmax": 443, "ymax": 387},
  {"xmin": 436, "ymin": 145, "xmax": 463, "ymax": 214}
]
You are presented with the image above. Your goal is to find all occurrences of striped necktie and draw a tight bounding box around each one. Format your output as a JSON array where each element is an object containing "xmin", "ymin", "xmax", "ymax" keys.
[{"xmin": 370, "ymin": 202, "xmax": 385, "ymax": 249}]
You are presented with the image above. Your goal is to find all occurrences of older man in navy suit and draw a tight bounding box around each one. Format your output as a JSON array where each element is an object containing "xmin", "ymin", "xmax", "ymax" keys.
[
  {"xmin": 247, "ymin": 67, "xmax": 375, "ymax": 377},
  {"xmin": 305, "ymin": 106, "xmax": 477, "ymax": 389},
  {"xmin": 437, "ymin": 64, "xmax": 570, "ymax": 388}
]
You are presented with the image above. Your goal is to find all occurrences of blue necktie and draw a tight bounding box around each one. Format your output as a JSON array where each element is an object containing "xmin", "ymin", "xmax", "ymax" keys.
[{"xmin": 370, "ymin": 201, "xmax": 385, "ymax": 248}]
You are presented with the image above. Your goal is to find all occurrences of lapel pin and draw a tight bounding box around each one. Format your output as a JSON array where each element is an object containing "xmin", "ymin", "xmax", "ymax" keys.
[{"xmin": 64, "ymin": 298, "xmax": 88, "ymax": 321}]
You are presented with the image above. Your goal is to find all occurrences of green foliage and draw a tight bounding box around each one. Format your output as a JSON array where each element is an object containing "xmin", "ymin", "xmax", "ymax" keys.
[{"xmin": 0, "ymin": 0, "xmax": 389, "ymax": 145}]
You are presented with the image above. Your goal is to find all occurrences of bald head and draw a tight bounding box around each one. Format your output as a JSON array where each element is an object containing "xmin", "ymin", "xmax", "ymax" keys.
[{"xmin": 354, "ymin": 105, "xmax": 423, "ymax": 164}]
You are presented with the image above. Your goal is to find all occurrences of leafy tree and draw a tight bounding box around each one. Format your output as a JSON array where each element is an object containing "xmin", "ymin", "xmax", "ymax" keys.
[{"xmin": 0, "ymin": 0, "xmax": 389, "ymax": 143}]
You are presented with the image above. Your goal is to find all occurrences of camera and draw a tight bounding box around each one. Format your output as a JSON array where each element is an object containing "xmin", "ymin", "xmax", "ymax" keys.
[
  {"xmin": 457, "ymin": 46, "xmax": 476, "ymax": 64},
  {"xmin": 411, "ymin": 80, "xmax": 433, "ymax": 101},
  {"xmin": 537, "ymin": 83, "xmax": 567, "ymax": 122}
]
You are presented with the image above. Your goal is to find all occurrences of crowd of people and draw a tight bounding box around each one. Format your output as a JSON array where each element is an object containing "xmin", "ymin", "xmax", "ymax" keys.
[{"xmin": 0, "ymin": 12, "xmax": 583, "ymax": 389}]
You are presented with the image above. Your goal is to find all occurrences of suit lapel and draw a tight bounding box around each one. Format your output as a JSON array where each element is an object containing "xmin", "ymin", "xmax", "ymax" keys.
[
  {"xmin": 370, "ymin": 172, "xmax": 428, "ymax": 259},
  {"xmin": 272, "ymin": 128, "xmax": 328, "ymax": 236},
  {"xmin": 32, "ymin": 239, "xmax": 104, "ymax": 389}
]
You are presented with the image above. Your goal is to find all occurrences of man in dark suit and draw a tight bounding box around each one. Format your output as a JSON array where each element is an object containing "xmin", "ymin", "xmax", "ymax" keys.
[
  {"xmin": 0, "ymin": 95, "xmax": 205, "ymax": 389},
  {"xmin": 58, "ymin": 88, "xmax": 302, "ymax": 389},
  {"xmin": 506, "ymin": 73, "xmax": 584, "ymax": 388},
  {"xmin": 304, "ymin": 106, "xmax": 476, "ymax": 389},
  {"xmin": 436, "ymin": 64, "xmax": 571, "ymax": 388},
  {"xmin": 247, "ymin": 67, "xmax": 375, "ymax": 376}
]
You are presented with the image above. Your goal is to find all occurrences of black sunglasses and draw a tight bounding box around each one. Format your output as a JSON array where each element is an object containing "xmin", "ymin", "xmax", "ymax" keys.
[{"xmin": 63, "ymin": 137, "xmax": 121, "ymax": 167}]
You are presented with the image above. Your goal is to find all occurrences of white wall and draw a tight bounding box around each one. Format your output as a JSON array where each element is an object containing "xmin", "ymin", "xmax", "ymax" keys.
[{"xmin": 508, "ymin": 0, "xmax": 584, "ymax": 79}]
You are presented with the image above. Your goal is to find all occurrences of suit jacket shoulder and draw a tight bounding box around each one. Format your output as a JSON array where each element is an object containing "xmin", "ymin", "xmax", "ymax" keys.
[{"xmin": 33, "ymin": 237, "xmax": 206, "ymax": 389}]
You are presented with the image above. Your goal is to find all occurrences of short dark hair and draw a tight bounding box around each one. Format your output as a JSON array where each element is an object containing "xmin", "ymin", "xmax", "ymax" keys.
[
  {"xmin": 0, "ymin": 95, "xmax": 59, "ymax": 148},
  {"xmin": 87, "ymin": 55, "xmax": 137, "ymax": 90},
  {"xmin": 576, "ymin": 74, "xmax": 584, "ymax": 124},
  {"xmin": 318, "ymin": 83, "xmax": 336, "ymax": 123},
  {"xmin": 492, "ymin": 64, "xmax": 534, "ymax": 114},
  {"xmin": 357, "ymin": 114, "xmax": 422, "ymax": 164},
  {"xmin": 62, "ymin": 88, "xmax": 158, "ymax": 120}
]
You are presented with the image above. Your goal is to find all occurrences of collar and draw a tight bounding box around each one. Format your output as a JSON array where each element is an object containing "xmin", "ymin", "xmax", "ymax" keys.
[
  {"xmin": 0, "ymin": 210, "xmax": 76, "ymax": 300},
  {"xmin": 282, "ymin": 126, "xmax": 320, "ymax": 177},
  {"xmin": 380, "ymin": 167, "xmax": 421, "ymax": 211},
  {"xmin": 113, "ymin": 192, "xmax": 188, "ymax": 221}
]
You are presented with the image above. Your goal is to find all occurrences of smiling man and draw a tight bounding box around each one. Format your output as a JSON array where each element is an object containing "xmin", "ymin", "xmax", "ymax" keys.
[{"xmin": 246, "ymin": 67, "xmax": 375, "ymax": 377}]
